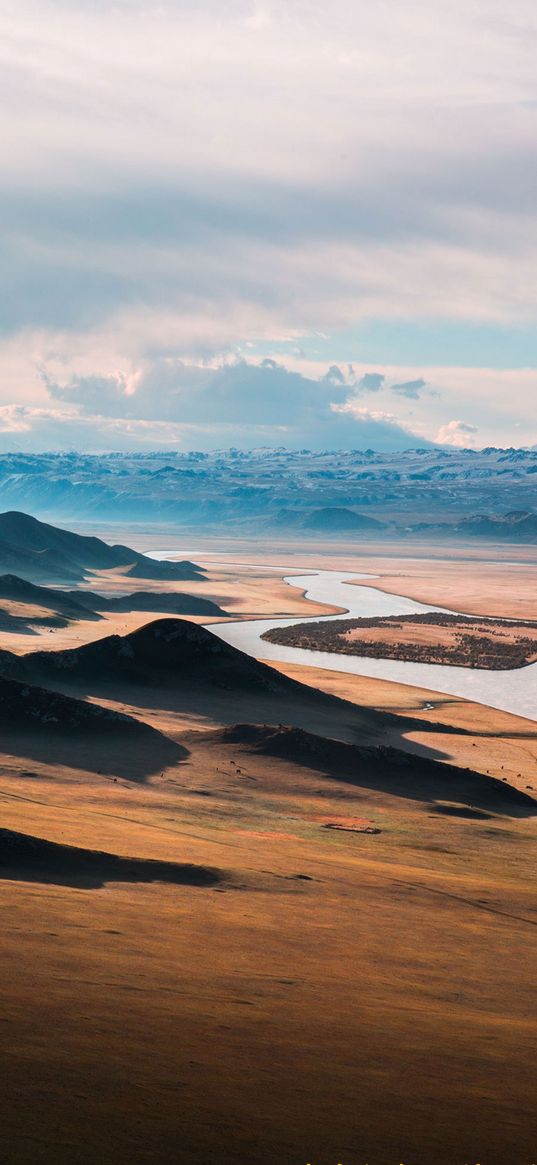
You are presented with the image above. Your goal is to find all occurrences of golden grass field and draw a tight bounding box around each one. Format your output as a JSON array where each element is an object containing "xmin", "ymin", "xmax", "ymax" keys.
[{"xmin": 1, "ymin": 539, "xmax": 537, "ymax": 1165}]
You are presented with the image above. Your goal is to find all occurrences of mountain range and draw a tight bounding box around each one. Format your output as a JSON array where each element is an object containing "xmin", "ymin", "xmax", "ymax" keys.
[{"xmin": 1, "ymin": 448, "xmax": 537, "ymax": 540}]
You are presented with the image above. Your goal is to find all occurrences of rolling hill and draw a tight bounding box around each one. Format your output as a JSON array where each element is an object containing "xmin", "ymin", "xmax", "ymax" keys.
[
  {"xmin": 67, "ymin": 588, "xmax": 225, "ymax": 617},
  {"xmin": 0, "ymin": 672, "xmax": 184, "ymax": 777},
  {"xmin": 0, "ymin": 572, "xmax": 225, "ymax": 625},
  {"xmin": 0, "ymin": 616, "xmax": 454, "ymax": 750},
  {"xmin": 18, "ymin": 617, "xmax": 295, "ymax": 691},
  {"xmin": 0, "ymin": 511, "xmax": 205, "ymax": 582},
  {"xmin": 0, "ymin": 573, "xmax": 102, "ymax": 624},
  {"xmin": 0, "ymin": 616, "xmax": 398, "ymax": 744},
  {"xmin": 219, "ymin": 723, "xmax": 536, "ymax": 816}
]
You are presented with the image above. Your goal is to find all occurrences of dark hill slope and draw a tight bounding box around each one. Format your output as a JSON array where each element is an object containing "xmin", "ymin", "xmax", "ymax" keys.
[
  {"xmin": 67, "ymin": 589, "xmax": 225, "ymax": 617},
  {"xmin": 0, "ymin": 573, "xmax": 224, "ymax": 619},
  {"xmin": 0, "ymin": 536, "xmax": 80, "ymax": 582},
  {"xmin": 0, "ymin": 673, "xmax": 139, "ymax": 731},
  {"xmin": 220, "ymin": 724, "xmax": 536, "ymax": 817},
  {"xmin": 23, "ymin": 618, "xmax": 291, "ymax": 690},
  {"xmin": 2, "ymin": 618, "xmax": 442, "ymax": 750},
  {"xmin": 0, "ymin": 647, "xmax": 22, "ymax": 678},
  {"xmin": 0, "ymin": 829, "xmax": 220, "ymax": 889},
  {"xmin": 0, "ymin": 674, "xmax": 184, "ymax": 778},
  {"xmin": 0, "ymin": 511, "xmax": 204, "ymax": 582},
  {"xmin": 0, "ymin": 574, "xmax": 101, "ymax": 621}
]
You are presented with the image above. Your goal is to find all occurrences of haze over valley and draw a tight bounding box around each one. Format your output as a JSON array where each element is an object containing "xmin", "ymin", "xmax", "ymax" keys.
[{"xmin": 2, "ymin": 447, "xmax": 537, "ymax": 541}]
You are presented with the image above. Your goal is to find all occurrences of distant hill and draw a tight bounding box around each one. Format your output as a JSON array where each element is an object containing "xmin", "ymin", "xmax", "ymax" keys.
[
  {"xmin": 0, "ymin": 511, "xmax": 205, "ymax": 582},
  {"xmin": 456, "ymin": 510, "xmax": 537, "ymax": 540},
  {"xmin": 300, "ymin": 507, "xmax": 385, "ymax": 533},
  {"xmin": 124, "ymin": 558, "xmax": 205, "ymax": 581},
  {"xmin": 0, "ymin": 572, "xmax": 224, "ymax": 621},
  {"xmin": 1, "ymin": 448, "xmax": 537, "ymax": 541},
  {"xmin": 68, "ymin": 589, "xmax": 225, "ymax": 617},
  {"xmin": 0, "ymin": 574, "xmax": 102, "ymax": 622}
]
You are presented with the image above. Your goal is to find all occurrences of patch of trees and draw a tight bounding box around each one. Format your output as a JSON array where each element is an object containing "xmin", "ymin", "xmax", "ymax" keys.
[{"xmin": 262, "ymin": 612, "xmax": 537, "ymax": 671}]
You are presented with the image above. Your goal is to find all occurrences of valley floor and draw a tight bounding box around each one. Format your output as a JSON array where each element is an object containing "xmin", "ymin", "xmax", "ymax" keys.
[
  {"xmin": 1, "ymin": 538, "xmax": 537, "ymax": 1164},
  {"xmin": 2, "ymin": 718, "xmax": 537, "ymax": 1165}
]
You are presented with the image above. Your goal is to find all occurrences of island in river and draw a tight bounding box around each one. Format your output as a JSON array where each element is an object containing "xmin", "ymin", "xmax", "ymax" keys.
[{"xmin": 262, "ymin": 611, "xmax": 537, "ymax": 670}]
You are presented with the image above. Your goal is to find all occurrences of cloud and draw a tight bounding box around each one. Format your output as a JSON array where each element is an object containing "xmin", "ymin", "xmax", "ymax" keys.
[
  {"xmin": 0, "ymin": 405, "xmax": 35, "ymax": 434},
  {"xmin": 436, "ymin": 419, "xmax": 478, "ymax": 447},
  {"xmin": 45, "ymin": 358, "xmax": 346, "ymax": 424},
  {"xmin": 0, "ymin": 1, "xmax": 535, "ymax": 450},
  {"xmin": 323, "ymin": 364, "xmax": 346, "ymax": 384},
  {"xmin": 355, "ymin": 372, "xmax": 385, "ymax": 393},
  {"xmin": 0, "ymin": 402, "xmax": 426, "ymax": 454},
  {"xmin": 0, "ymin": 404, "xmax": 173, "ymax": 450},
  {"xmin": 38, "ymin": 357, "xmax": 428, "ymax": 450},
  {"xmin": 0, "ymin": 0, "xmax": 536, "ymax": 356},
  {"xmin": 391, "ymin": 378, "xmax": 427, "ymax": 399},
  {"xmin": 330, "ymin": 400, "xmax": 427, "ymax": 450}
]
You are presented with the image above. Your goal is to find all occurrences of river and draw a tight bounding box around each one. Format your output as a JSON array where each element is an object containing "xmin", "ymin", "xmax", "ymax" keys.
[{"xmin": 149, "ymin": 556, "xmax": 537, "ymax": 723}]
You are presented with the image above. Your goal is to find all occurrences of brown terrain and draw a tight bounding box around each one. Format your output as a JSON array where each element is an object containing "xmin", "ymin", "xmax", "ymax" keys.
[
  {"xmin": 130, "ymin": 532, "xmax": 537, "ymax": 619},
  {"xmin": 264, "ymin": 611, "xmax": 537, "ymax": 669},
  {"xmin": 1, "ymin": 531, "xmax": 537, "ymax": 1165}
]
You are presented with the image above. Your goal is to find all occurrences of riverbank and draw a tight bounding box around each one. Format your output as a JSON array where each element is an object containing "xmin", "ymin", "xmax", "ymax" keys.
[{"xmin": 208, "ymin": 570, "xmax": 537, "ymax": 724}]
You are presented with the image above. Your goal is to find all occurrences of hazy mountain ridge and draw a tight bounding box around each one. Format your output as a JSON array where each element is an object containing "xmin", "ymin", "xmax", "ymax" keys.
[
  {"xmin": 0, "ymin": 574, "xmax": 102, "ymax": 620},
  {"xmin": 0, "ymin": 449, "xmax": 537, "ymax": 539},
  {"xmin": 64, "ymin": 588, "xmax": 225, "ymax": 616},
  {"xmin": 0, "ymin": 510, "xmax": 204, "ymax": 581}
]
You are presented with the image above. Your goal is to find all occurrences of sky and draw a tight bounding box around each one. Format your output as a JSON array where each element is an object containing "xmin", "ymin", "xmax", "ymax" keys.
[{"xmin": 0, "ymin": 0, "xmax": 536, "ymax": 452}]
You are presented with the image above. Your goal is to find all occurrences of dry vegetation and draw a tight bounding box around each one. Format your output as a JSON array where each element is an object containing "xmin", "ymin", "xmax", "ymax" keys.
[
  {"xmin": 264, "ymin": 611, "xmax": 537, "ymax": 669},
  {"xmin": 1, "ymin": 545, "xmax": 537, "ymax": 1165}
]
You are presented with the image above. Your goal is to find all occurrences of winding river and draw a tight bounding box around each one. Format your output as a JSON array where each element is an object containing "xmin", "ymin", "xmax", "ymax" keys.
[{"xmin": 149, "ymin": 556, "xmax": 537, "ymax": 723}]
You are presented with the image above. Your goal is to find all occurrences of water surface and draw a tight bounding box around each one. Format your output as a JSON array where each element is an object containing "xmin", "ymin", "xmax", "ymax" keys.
[{"xmin": 149, "ymin": 555, "xmax": 537, "ymax": 723}]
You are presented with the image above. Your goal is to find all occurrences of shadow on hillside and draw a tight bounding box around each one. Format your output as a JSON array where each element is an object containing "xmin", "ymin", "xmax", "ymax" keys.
[
  {"xmin": 0, "ymin": 613, "xmax": 66, "ymax": 635},
  {"xmin": 22, "ymin": 671, "xmax": 464, "ymax": 765},
  {"xmin": 0, "ymin": 722, "xmax": 188, "ymax": 782},
  {"xmin": 0, "ymin": 828, "xmax": 221, "ymax": 889},
  {"xmin": 219, "ymin": 724, "xmax": 537, "ymax": 818}
]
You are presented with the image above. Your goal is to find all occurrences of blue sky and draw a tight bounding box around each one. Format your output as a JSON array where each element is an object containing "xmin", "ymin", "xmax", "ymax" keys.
[
  {"xmin": 0, "ymin": 0, "xmax": 536, "ymax": 451},
  {"xmin": 250, "ymin": 322, "xmax": 537, "ymax": 372}
]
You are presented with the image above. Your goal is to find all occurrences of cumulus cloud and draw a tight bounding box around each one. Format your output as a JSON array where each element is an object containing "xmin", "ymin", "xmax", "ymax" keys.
[
  {"xmin": 37, "ymin": 357, "xmax": 429, "ymax": 451},
  {"xmin": 436, "ymin": 420, "xmax": 478, "ymax": 447},
  {"xmin": 45, "ymin": 359, "xmax": 346, "ymax": 425},
  {"xmin": 355, "ymin": 373, "xmax": 385, "ymax": 393},
  {"xmin": 323, "ymin": 365, "xmax": 346, "ymax": 384},
  {"xmin": 391, "ymin": 378, "xmax": 427, "ymax": 399}
]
